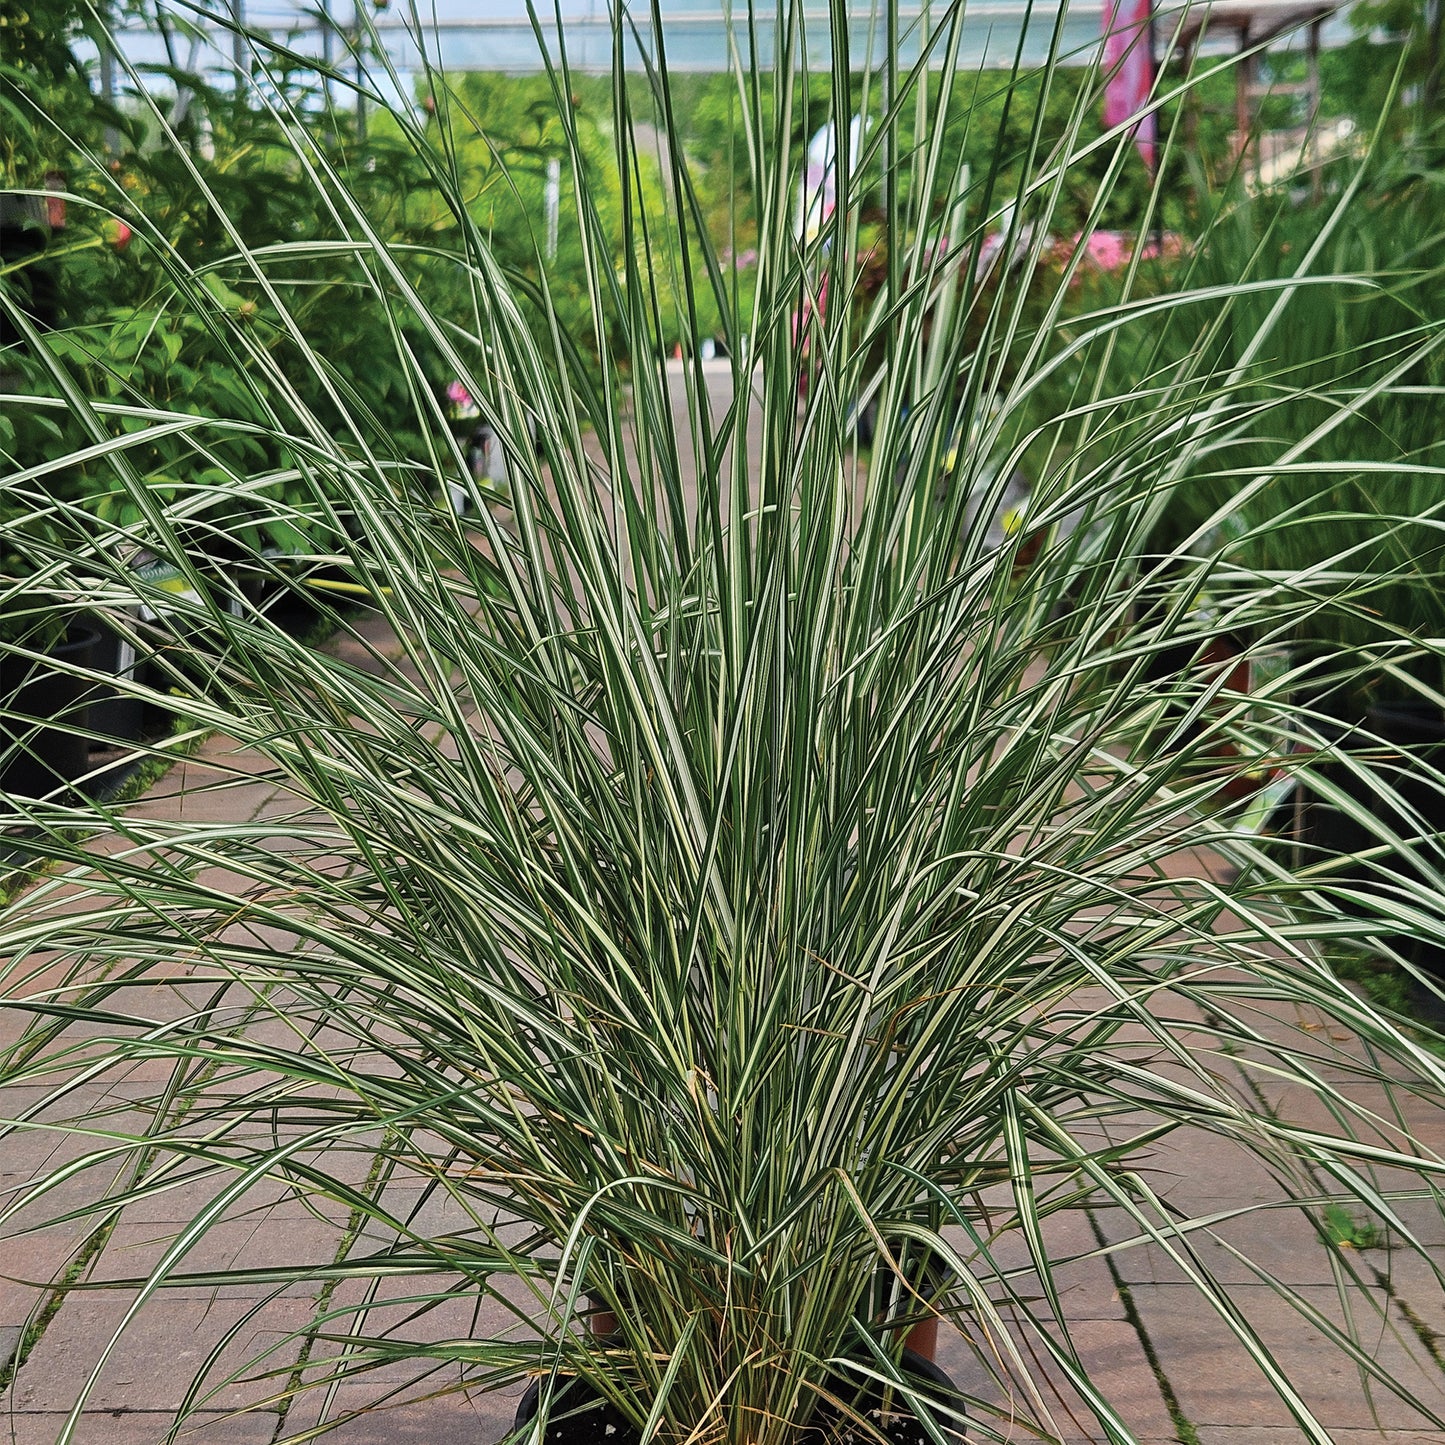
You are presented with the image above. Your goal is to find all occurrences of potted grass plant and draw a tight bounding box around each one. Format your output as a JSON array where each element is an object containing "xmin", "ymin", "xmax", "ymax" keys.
[{"xmin": 3, "ymin": 4, "xmax": 1445, "ymax": 1444}]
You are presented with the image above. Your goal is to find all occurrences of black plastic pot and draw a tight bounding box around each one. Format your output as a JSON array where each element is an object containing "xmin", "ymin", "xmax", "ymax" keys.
[
  {"xmin": 260, "ymin": 577, "xmax": 329, "ymax": 638},
  {"xmin": 0, "ymin": 192, "xmax": 58, "ymax": 349},
  {"xmin": 513, "ymin": 1369, "xmax": 638, "ymax": 1445},
  {"xmin": 512, "ymin": 1349, "xmax": 964, "ymax": 1445},
  {"xmin": 130, "ymin": 558, "xmax": 248, "ymax": 719},
  {"xmin": 87, "ymin": 617, "xmax": 146, "ymax": 751},
  {"xmin": 803, "ymin": 1349, "xmax": 964, "ymax": 1445},
  {"xmin": 0, "ymin": 626, "xmax": 102, "ymax": 799},
  {"xmin": 860, "ymin": 1246, "xmax": 951, "ymax": 1363},
  {"xmin": 1293, "ymin": 700, "xmax": 1445, "ymax": 974}
]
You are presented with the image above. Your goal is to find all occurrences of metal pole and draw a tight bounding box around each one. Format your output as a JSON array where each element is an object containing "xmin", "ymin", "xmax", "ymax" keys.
[
  {"xmin": 354, "ymin": 1, "xmax": 367, "ymax": 144},
  {"xmin": 232, "ymin": 0, "xmax": 246, "ymax": 76},
  {"xmin": 232, "ymin": 0, "xmax": 247, "ymax": 92},
  {"xmin": 545, "ymin": 158, "xmax": 561, "ymax": 261},
  {"xmin": 1149, "ymin": 0, "xmax": 1164, "ymax": 253},
  {"xmin": 322, "ymin": 0, "xmax": 335, "ymax": 112},
  {"xmin": 98, "ymin": 45, "xmax": 121, "ymax": 156},
  {"xmin": 1235, "ymin": 27, "xmax": 1251, "ymax": 170},
  {"xmin": 1426, "ymin": 0, "xmax": 1443, "ymax": 133},
  {"xmin": 1309, "ymin": 18, "xmax": 1323, "ymax": 203}
]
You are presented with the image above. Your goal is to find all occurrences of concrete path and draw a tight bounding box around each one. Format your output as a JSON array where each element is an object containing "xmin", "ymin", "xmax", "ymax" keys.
[{"xmin": 5, "ymin": 364, "xmax": 1445, "ymax": 1442}]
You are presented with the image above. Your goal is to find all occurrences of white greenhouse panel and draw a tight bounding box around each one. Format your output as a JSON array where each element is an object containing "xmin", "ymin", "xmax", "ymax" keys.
[{"xmin": 100, "ymin": 0, "xmax": 1357, "ymax": 88}]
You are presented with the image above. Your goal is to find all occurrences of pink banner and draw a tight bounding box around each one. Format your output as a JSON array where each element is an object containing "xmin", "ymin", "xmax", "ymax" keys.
[{"xmin": 1102, "ymin": 0, "xmax": 1157, "ymax": 171}]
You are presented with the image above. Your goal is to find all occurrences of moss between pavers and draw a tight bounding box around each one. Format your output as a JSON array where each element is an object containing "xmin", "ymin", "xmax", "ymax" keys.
[
  {"xmin": 1202, "ymin": 1005, "xmax": 1445, "ymax": 1393},
  {"xmin": 1086, "ymin": 1210, "xmax": 1203, "ymax": 1445},
  {"xmin": 0, "ymin": 1218, "xmax": 116, "ymax": 1395}
]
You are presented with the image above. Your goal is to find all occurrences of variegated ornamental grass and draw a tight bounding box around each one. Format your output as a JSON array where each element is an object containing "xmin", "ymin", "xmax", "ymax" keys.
[{"xmin": 3, "ymin": 4, "xmax": 1445, "ymax": 1443}]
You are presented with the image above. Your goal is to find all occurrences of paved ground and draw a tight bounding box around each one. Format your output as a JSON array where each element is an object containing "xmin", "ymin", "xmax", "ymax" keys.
[{"xmin": 4, "ymin": 363, "xmax": 1445, "ymax": 1442}]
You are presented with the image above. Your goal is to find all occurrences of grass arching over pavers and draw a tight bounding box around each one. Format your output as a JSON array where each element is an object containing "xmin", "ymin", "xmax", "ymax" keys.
[{"xmin": 0, "ymin": 600, "xmax": 379, "ymax": 1410}]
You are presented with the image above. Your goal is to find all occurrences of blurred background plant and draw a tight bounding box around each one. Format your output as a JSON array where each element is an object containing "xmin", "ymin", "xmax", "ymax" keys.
[{"xmin": 1022, "ymin": 158, "xmax": 1445, "ymax": 713}]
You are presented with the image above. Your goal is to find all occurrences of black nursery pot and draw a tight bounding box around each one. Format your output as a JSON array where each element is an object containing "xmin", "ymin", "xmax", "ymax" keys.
[
  {"xmin": 512, "ymin": 1349, "xmax": 964, "ymax": 1445},
  {"xmin": 0, "ymin": 193, "xmax": 58, "ymax": 348},
  {"xmin": 86, "ymin": 618, "xmax": 146, "ymax": 750},
  {"xmin": 514, "ymin": 1370, "xmax": 639, "ymax": 1445},
  {"xmin": 803, "ymin": 1349, "xmax": 964, "ymax": 1445},
  {"xmin": 1293, "ymin": 700, "xmax": 1445, "ymax": 975},
  {"xmin": 0, "ymin": 626, "xmax": 101, "ymax": 799}
]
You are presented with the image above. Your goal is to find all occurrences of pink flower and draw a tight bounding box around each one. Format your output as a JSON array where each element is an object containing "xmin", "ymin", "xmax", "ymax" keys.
[
  {"xmin": 102, "ymin": 219, "xmax": 133, "ymax": 252},
  {"xmin": 446, "ymin": 380, "xmax": 473, "ymax": 408},
  {"xmin": 1084, "ymin": 231, "xmax": 1128, "ymax": 271}
]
